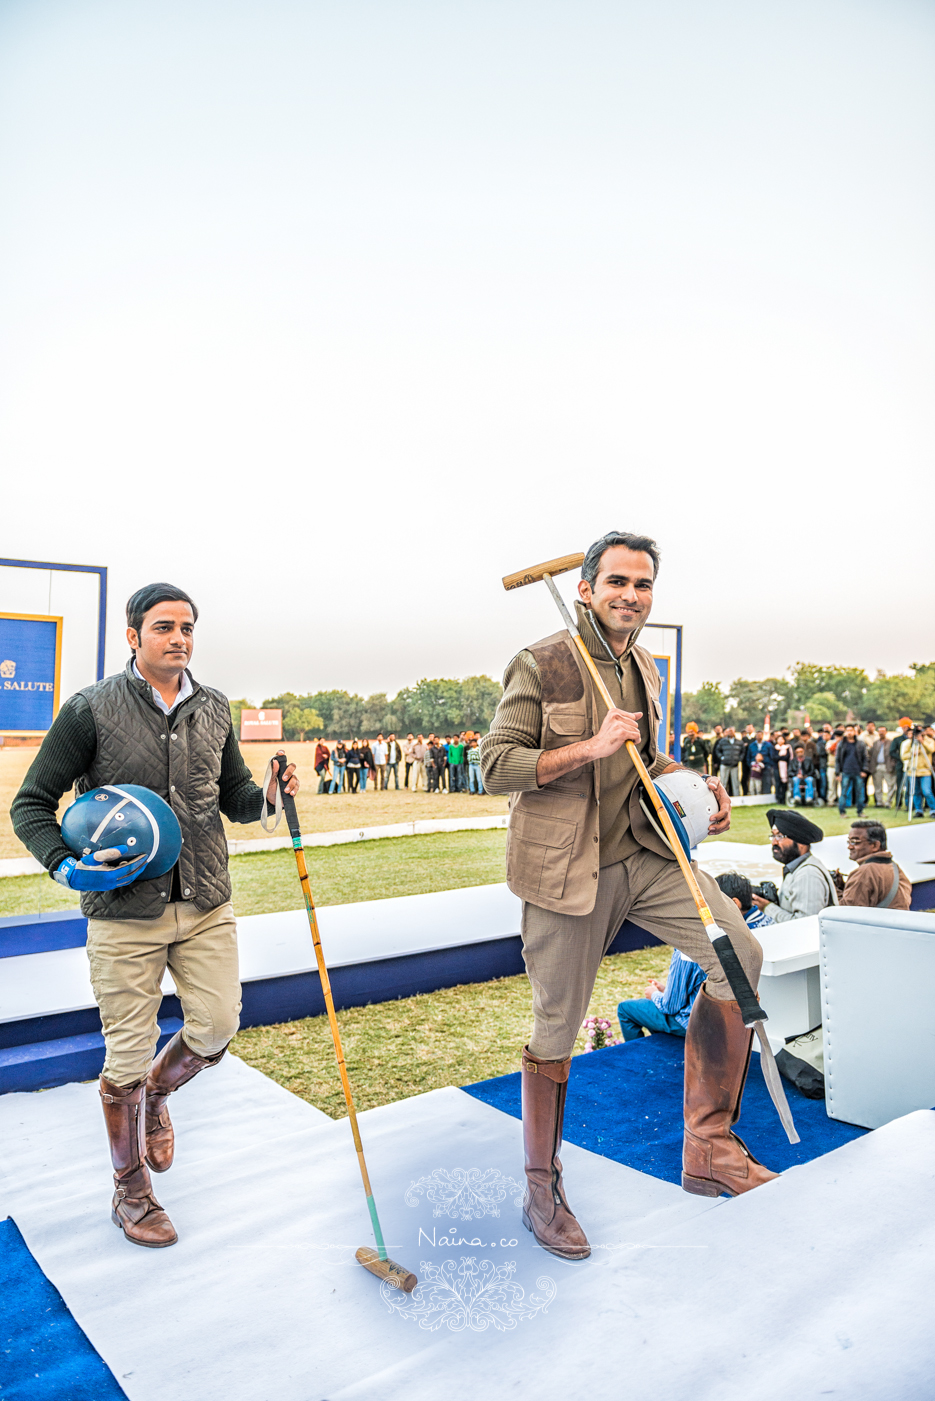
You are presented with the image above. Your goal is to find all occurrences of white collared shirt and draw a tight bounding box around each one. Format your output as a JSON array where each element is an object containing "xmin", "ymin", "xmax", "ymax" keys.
[{"xmin": 132, "ymin": 659, "xmax": 193, "ymax": 716}]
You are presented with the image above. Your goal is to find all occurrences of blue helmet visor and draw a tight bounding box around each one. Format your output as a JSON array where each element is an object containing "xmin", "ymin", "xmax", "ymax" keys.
[{"xmin": 639, "ymin": 781, "xmax": 692, "ymax": 861}]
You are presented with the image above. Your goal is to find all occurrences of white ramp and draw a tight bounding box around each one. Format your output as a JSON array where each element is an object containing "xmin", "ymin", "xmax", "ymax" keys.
[{"xmin": 1, "ymin": 1055, "xmax": 933, "ymax": 1401}]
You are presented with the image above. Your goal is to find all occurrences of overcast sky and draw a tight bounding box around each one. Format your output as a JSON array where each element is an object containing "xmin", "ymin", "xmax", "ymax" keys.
[{"xmin": 1, "ymin": 0, "xmax": 932, "ymax": 703}]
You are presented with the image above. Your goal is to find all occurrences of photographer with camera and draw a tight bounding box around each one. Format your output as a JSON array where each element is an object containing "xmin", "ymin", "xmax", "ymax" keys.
[
  {"xmin": 900, "ymin": 723, "xmax": 935, "ymax": 817},
  {"xmin": 750, "ymin": 809, "xmax": 838, "ymax": 923},
  {"xmin": 715, "ymin": 871, "xmax": 775, "ymax": 930}
]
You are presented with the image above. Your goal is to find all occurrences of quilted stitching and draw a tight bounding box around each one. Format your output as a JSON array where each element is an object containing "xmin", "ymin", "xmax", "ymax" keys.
[{"xmin": 77, "ymin": 664, "xmax": 232, "ymax": 919}]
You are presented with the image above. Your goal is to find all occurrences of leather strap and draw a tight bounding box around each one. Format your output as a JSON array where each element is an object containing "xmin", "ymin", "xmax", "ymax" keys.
[
  {"xmin": 259, "ymin": 760, "xmax": 285, "ymax": 833},
  {"xmin": 878, "ymin": 862, "xmax": 901, "ymax": 909},
  {"xmin": 523, "ymin": 1050, "xmax": 571, "ymax": 1084}
]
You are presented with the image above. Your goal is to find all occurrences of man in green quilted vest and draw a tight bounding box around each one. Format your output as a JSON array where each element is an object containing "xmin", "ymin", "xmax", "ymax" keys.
[
  {"xmin": 481, "ymin": 531, "xmax": 777, "ymax": 1262},
  {"xmin": 12, "ymin": 582, "xmax": 298, "ymax": 1249}
]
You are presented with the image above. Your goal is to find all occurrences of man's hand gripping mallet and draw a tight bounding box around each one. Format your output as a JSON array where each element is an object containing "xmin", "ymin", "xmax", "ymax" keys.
[{"xmin": 502, "ymin": 554, "xmax": 799, "ymax": 1143}]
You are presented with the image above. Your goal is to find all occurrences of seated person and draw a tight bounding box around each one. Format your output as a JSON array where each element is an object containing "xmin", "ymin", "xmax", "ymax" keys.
[
  {"xmin": 715, "ymin": 870, "xmax": 775, "ymax": 930},
  {"xmin": 751, "ymin": 809, "xmax": 838, "ymax": 923},
  {"xmin": 617, "ymin": 947, "xmax": 704, "ymax": 1042},
  {"xmin": 830, "ymin": 819, "xmax": 912, "ymax": 910},
  {"xmin": 789, "ymin": 745, "xmax": 818, "ymax": 805}
]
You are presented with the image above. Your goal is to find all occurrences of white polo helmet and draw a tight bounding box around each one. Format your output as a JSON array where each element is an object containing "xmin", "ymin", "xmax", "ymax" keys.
[{"xmin": 639, "ymin": 770, "xmax": 717, "ymax": 858}]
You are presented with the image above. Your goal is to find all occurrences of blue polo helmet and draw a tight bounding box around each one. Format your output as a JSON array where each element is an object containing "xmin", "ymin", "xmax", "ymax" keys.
[
  {"xmin": 61, "ymin": 784, "xmax": 182, "ymax": 879},
  {"xmin": 639, "ymin": 770, "xmax": 718, "ymax": 859}
]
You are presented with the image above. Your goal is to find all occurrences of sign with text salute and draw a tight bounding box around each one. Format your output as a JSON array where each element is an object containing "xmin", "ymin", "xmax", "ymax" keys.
[{"xmin": 0, "ymin": 613, "xmax": 62, "ymax": 733}]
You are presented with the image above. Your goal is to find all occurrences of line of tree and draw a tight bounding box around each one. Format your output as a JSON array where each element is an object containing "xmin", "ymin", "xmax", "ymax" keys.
[
  {"xmin": 229, "ymin": 676, "xmax": 504, "ymax": 743},
  {"xmin": 682, "ymin": 661, "xmax": 935, "ymax": 731}
]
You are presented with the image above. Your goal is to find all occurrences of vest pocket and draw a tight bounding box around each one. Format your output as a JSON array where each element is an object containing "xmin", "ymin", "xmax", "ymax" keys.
[
  {"xmin": 547, "ymin": 714, "xmax": 586, "ymax": 739},
  {"xmin": 508, "ymin": 811, "xmax": 577, "ymax": 901}
]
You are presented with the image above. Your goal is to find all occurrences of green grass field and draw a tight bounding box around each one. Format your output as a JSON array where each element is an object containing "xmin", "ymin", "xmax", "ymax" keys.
[
  {"xmin": 0, "ymin": 803, "xmax": 921, "ymax": 920},
  {"xmin": 707, "ymin": 801, "xmax": 915, "ymax": 845},
  {"xmin": 231, "ymin": 944, "xmax": 672, "ymax": 1117},
  {"xmin": 0, "ymin": 828, "xmax": 510, "ymax": 919}
]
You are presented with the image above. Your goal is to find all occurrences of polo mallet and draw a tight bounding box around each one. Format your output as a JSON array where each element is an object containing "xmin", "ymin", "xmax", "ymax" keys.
[
  {"xmin": 502, "ymin": 554, "xmax": 799, "ymax": 1143},
  {"xmin": 268, "ymin": 755, "xmax": 418, "ymax": 1292}
]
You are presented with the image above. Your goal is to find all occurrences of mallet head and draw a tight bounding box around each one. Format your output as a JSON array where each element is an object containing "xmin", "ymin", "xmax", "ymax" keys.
[
  {"xmin": 502, "ymin": 552, "xmax": 585, "ymax": 591},
  {"xmin": 356, "ymin": 1246, "xmax": 418, "ymax": 1293}
]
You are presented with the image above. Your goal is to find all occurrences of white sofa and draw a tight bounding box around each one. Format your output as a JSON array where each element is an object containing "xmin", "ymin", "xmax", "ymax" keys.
[{"xmin": 820, "ymin": 906, "xmax": 935, "ymax": 1129}]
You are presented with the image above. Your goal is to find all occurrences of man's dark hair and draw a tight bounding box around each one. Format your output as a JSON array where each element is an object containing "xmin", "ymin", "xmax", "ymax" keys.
[
  {"xmin": 581, "ymin": 531, "xmax": 661, "ymax": 587},
  {"xmin": 126, "ymin": 583, "xmax": 198, "ymax": 649},
  {"xmin": 851, "ymin": 818, "xmax": 887, "ymax": 850},
  {"xmin": 715, "ymin": 870, "xmax": 753, "ymax": 911}
]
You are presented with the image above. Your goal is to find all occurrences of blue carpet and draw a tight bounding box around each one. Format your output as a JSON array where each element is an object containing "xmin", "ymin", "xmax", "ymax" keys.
[
  {"xmin": 0, "ymin": 1217, "xmax": 126, "ymax": 1400},
  {"xmin": 464, "ymin": 1034, "xmax": 868, "ymax": 1186}
]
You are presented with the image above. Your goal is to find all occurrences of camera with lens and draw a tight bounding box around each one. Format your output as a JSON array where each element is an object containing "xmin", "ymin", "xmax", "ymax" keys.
[{"xmin": 751, "ymin": 879, "xmax": 779, "ymax": 906}]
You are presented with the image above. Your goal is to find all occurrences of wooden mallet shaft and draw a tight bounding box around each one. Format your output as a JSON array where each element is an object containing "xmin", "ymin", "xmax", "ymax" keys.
[{"xmin": 272, "ymin": 758, "xmax": 418, "ymax": 1292}]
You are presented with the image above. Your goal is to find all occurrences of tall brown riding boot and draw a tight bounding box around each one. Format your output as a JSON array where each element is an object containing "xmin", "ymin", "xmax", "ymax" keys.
[
  {"xmin": 521, "ymin": 1048, "xmax": 591, "ymax": 1260},
  {"xmin": 682, "ymin": 988, "xmax": 780, "ymax": 1198},
  {"xmin": 145, "ymin": 1031, "xmax": 227, "ymax": 1173},
  {"xmin": 100, "ymin": 1078, "xmax": 178, "ymax": 1248}
]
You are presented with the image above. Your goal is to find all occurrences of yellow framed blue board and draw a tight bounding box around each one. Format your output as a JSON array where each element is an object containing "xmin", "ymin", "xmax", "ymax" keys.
[
  {"xmin": 0, "ymin": 612, "xmax": 63, "ymax": 734},
  {"xmin": 642, "ymin": 622, "xmax": 682, "ymax": 760}
]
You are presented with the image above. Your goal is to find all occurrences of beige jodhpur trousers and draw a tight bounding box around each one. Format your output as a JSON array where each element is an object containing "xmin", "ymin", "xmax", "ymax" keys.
[
  {"xmin": 86, "ymin": 900, "xmax": 241, "ymax": 1087},
  {"xmin": 522, "ymin": 848, "xmax": 763, "ymax": 1060}
]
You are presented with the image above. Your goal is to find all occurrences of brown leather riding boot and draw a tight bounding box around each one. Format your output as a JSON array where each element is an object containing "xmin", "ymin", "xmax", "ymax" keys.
[
  {"xmin": 145, "ymin": 1031, "xmax": 227, "ymax": 1173},
  {"xmin": 682, "ymin": 988, "xmax": 780, "ymax": 1198},
  {"xmin": 100, "ymin": 1078, "xmax": 178, "ymax": 1247},
  {"xmin": 521, "ymin": 1048, "xmax": 591, "ymax": 1260}
]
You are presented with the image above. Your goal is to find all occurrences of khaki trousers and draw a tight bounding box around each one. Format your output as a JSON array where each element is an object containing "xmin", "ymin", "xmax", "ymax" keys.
[
  {"xmin": 873, "ymin": 766, "xmax": 895, "ymax": 806},
  {"xmin": 521, "ymin": 849, "xmax": 763, "ymax": 1060},
  {"xmin": 408, "ymin": 760, "xmax": 425, "ymax": 791},
  {"xmin": 87, "ymin": 900, "xmax": 241, "ymax": 1087}
]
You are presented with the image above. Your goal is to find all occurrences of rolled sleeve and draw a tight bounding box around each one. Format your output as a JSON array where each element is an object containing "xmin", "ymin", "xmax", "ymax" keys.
[
  {"xmin": 648, "ymin": 752, "xmax": 674, "ymax": 779},
  {"xmin": 479, "ymin": 651, "xmax": 544, "ymax": 795},
  {"xmin": 218, "ymin": 727, "xmax": 268, "ymax": 824}
]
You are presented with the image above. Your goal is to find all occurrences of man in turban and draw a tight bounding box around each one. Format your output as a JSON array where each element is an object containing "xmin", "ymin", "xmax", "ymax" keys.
[
  {"xmin": 681, "ymin": 722, "xmax": 710, "ymax": 774},
  {"xmin": 751, "ymin": 809, "xmax": 838, "ymax": 922}
]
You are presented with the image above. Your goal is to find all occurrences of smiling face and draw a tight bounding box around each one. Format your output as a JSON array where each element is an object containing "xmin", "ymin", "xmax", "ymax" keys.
[
  {"xmin": 578, "ymin": 544, "xmax": 654, "ymax": 651},
  {"xmin": 127, "ymin": 600, "xmax": 195, "ymax": 679}
]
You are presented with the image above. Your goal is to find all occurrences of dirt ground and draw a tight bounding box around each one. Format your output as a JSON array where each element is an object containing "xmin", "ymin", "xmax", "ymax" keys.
[{"xmin": 0, "ymin": 741, "xmax": 508, "ymax": 860}]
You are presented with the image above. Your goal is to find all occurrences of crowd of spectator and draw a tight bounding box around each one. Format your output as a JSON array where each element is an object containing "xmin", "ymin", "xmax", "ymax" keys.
[
  {"xmin": 311, "ymin": 732, "xmax": 485, "ymax": 795},
  {"xmin": 681, "ymin": 718, "xmax": 935, "ymax": 817}
]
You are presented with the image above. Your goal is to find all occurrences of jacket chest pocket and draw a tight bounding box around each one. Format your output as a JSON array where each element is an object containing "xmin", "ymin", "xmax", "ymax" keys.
[{"xmin": 544, "ymin": 709, "xmax": 587, "ymax": 748}]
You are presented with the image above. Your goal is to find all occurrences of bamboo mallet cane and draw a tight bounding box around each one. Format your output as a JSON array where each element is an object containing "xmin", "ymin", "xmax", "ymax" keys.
[
  {"xmin": 502, "ymin": 555, "xmax": 799, "ymax": 1144},
  {"xmin": 268, "ymin": 756, "xmax": 418, "ymax": 1291}
]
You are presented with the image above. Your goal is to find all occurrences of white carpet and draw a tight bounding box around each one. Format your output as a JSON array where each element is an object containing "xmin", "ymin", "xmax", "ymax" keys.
[{"xmin": 1, "ymin": 1054, "xmax": 933, "ymax": 1401}]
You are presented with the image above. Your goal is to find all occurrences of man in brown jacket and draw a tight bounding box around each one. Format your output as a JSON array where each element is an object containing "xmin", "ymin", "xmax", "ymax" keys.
[
  {"xmin": 832, "ymin": 819, "xmax": 912, "ymax": 910},
  {"xmin": 481, "ymin": 530, "xmax": 776, "ymax": 1262}
]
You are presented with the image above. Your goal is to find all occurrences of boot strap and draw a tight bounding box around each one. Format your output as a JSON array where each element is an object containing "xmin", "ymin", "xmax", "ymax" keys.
[{"xmin": 522, "ymin": 1055, "xmax": 570, "ymax": 1084}]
